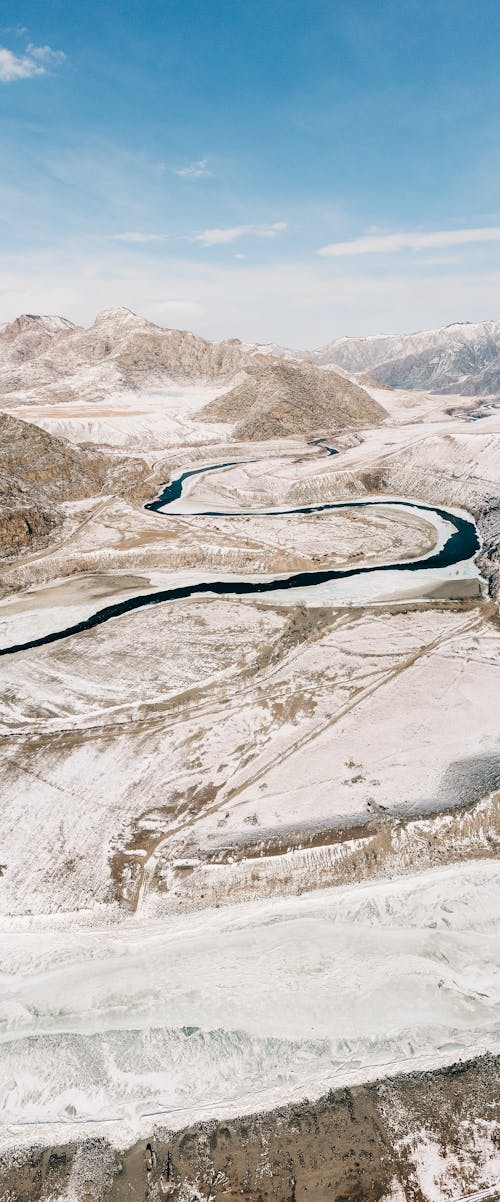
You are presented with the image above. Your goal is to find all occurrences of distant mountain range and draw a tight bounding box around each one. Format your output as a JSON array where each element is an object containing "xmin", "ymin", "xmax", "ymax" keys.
[
  {"xmin": 0, "ymin": 308, "xmax": 385, "ymax": 439},
  {"xmin": 308, "ymin": 319, "xmax": 500, "ymax": 395},
  {"xmin": 1, "ymin": 312, "xmax": 499, "ymax": 421}
]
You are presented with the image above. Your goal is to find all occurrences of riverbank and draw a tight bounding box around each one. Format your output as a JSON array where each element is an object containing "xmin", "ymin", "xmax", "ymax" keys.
[{"xmin": 1, "ymin": 1053, "xmax": 498, "ymax": 1202}]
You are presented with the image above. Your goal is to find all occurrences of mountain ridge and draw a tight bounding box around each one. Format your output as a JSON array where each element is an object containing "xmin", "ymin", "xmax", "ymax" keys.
[
  {"xmin": 0, "ymin": 307, "xmax": 385, "ymax": 439},
  {"xmin": 307, "ymin": 317, "xmax": 500, "ymax": 394}
]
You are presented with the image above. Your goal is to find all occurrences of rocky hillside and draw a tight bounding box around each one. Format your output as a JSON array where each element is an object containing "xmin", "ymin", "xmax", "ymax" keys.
[
  {"xmin": 310, "ymin": 319, "xmax": 500, "ymax": 394},
  {"xmin": 0, "ymin": 413, "xmax": 148, "ymax": 557},
  {"xmin": 197, "ymin": 357, "xmax": 386, "ymax": 439},
  {"xmin": 0, "ymin": 313, "xmax": 75, "ymax": 367}
]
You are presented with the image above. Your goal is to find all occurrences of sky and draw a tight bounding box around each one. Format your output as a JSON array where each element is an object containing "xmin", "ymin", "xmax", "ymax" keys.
[{"xmin": 1, "ymin": 0, "xmax": 500, "ymax": 346}]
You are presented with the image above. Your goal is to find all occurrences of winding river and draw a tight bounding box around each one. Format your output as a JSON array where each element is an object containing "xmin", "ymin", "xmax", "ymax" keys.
[{"xmin": 0, "ymin": 457, "xmax": 480, "ymax": 658}]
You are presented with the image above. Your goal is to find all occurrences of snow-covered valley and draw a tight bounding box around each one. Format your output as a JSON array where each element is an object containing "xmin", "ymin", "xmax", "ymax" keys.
[{"xmin": 0, "ymin": 309, "xmax": 499, "ymax": 1201}]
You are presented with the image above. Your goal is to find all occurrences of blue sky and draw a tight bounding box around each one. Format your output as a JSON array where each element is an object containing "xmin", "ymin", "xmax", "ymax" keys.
[{"xmin": 1, "ymin": 0, "xmax": 500, "ymax": 344}]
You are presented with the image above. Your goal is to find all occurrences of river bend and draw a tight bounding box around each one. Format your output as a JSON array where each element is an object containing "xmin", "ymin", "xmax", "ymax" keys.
[{"xmin": 0, "ymin": 458, "xmax": 480, "ymax": 658}]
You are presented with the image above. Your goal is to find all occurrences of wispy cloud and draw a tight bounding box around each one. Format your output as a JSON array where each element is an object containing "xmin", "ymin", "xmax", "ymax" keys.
[
  {"xmin": 27, "ymin": 43, "xmax": 66, "ymax": 66},
  {"xmin": 194, "ymin": 221, "xmax": 287, "ymax": 247},
  {"xmin": 0, "ymin": 42, "xmax": 65, "ymax": 82},
  {"xmin": 174, "ymin": 159, "xmax": 211, "ymax": 179},
  {"xmin": 112, "ymin": 223, "xmax": 288, "ymax": 249},
  {"xmin": 111, "ymin": 231, "xmax": 166, "ymax": 243},
  {"xmin": 1, "ymin": 24, "xmax": 29, "ymax": 37},
  {"xmin": 317, "ymin": 226, "xmax": 500, "ymax": 257}
]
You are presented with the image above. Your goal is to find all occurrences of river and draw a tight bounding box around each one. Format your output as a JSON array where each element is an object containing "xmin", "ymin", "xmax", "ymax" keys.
[{"xmin": 0, "ymin": 457, "xmax": 480, "ymax": 657}]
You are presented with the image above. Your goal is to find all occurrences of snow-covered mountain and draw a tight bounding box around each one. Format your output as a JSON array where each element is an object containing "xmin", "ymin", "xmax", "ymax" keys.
[
  {"xmin": 0, "ymin": 307, "xmax": 248, "ymax": 399},
  {"xmin": 310, "ymin": 319, "xmax": 500, "ymax": 394},
  {"xmin": 0, "ymin": 307, "xmax": 384, "ymax": 437}
]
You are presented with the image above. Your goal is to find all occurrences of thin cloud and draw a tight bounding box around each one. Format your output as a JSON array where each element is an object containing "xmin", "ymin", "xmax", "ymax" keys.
[
  {"xmin": 317, "ymin": 226, "xmax": 500, "ymax": 257},
  {"xmin": 194, "ymin": 221, "xmax": 287, "ymax": 247},
  {"xmin": 1, "ymin": 25, "xmax": 29, "ymax": 37},
  {"xmin": 27, "ymin": 43, "xmax": 66, "ymax": 65},
  {"xmin": 174, "ymin": 159, "xmax": 211, "ymax": 179},
  {"xmin": 0, "ymin": 42, "xmax": 65, "ymax": 81},
  {"xmin": 149, "ymin": 298, "xmax": 203, "ymax": 320},
  {"xmin": 111, "ymin": 231, "xmax": 166, "ymax": 243}
]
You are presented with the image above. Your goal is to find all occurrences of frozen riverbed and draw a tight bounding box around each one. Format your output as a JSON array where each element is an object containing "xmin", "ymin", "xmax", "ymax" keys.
[{"xmin": 1, "ymin": 860, "xmax": 498, "ymax": 1150}]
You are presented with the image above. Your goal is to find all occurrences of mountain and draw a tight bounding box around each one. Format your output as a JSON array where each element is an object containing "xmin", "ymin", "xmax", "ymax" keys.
[
  {"xmin": 310, "ymin": 319, "xmax": 500, "ymax": 394},
  {"xmin": 0, "ymin": 307, "xmax": 385, "ymax": 437},
  {"xmin": 0, "ymin": 307, "xmax": 249, "ymax": 403},
  {"xmin": 198, "ymin": 357, "xmax": 385, "ymax": 439},
  {"xmin": 41, "ymin": 306, "xmax": 247, "ymax": 384}
]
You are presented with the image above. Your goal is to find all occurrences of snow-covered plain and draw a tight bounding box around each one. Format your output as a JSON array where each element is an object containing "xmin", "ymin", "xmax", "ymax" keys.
[
  {"xmin": 0, "ymin": 549, "xmax": 498, "ymax": 921},
  {"xmin": 0, "ymin": 861, "xmax": 498, "ymax": 1151},
  {"xmin": 7, "ymin": 384, "xmax": 230, "ymax": 454}
]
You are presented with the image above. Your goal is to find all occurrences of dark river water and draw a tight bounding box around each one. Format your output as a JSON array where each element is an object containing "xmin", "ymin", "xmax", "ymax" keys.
[{"xmin": 0, "ymin": 460, "xmax": 479, "ymax": 658}]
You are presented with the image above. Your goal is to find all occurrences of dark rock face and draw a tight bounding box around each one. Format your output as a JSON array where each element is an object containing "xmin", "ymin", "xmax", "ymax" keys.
[{"xmin": 0, "ymin": 489, "xmax": 59, "ymax": 556}]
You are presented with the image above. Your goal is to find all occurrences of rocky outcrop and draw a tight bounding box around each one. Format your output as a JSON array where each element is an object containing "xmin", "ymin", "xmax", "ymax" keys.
[
  {"xmin": 0, "ymin": 412, "xmax": 113, "ymax": 500},
  {"xmin": 0, "ymin": 413, "xmax": 149, "ymax": 558},
  {"xmin": 0, "ymin": 473, "xmax": 58, "ymax": 556}
]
